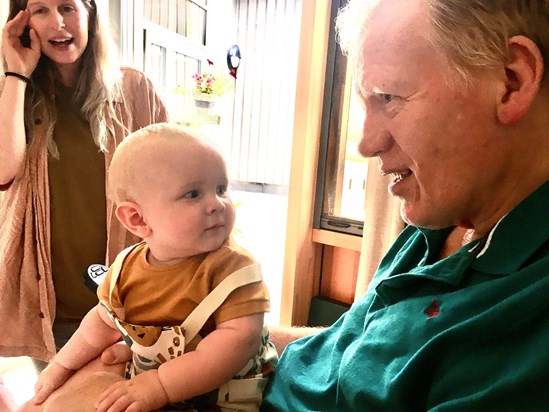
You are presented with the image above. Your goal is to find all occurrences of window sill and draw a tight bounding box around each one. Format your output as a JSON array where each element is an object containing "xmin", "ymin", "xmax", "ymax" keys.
[
  {"xmin": 172, "ymin": 112, "xmax": 221, "ymax": 127},
  {"xmin": 312, "ymin": 229, "xmax": 361, "ymax": 251}
]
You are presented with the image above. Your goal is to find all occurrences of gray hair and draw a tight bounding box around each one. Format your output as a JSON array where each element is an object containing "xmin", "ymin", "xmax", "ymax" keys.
[{"xmin": 336, "ymin": 0, "xmax": 549, "ymax": 86}]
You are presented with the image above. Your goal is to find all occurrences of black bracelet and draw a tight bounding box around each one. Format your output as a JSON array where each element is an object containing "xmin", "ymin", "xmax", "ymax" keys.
[{"xmin": 5, "ymin": 71, "xmax": 31, "ymax": 84}]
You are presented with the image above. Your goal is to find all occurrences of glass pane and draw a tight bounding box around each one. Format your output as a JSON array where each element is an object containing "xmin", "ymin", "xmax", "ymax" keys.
[
  {"xmin": 176, "ymin": 0, "xmax": 187, "ymax": 36},
  {"xmin": 339, "ymin": 80, "xmax": 368, "ymax": 221},
  {"xmin": 314, "ymin": 0, "xmax": 367, "ymax": 235},
  {"xmin": 187, "ymin": 2, "xmax": 206, "ymax": 45},
  {"xmin": 318, "ymin": 50, "xmax": 367, "ymax": 233},
  {"xmin": 147, "ymin": 43, "xmax": 166, "ymax": 89},
  {"xmin": 175, "ymin": 54, "xmax": 200, "ymax": 90}
]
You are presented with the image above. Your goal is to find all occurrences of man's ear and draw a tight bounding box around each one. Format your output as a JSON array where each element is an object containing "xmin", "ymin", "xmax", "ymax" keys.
[
  {"xmin": 497, "ymin": 35, "xmax": 544, "ymax": 125},
  {"xmin": 115, "ymin": 202, "xmax": 151, "ymax": 238}
]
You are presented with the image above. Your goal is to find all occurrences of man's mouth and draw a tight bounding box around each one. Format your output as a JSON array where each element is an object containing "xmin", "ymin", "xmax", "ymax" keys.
[
  {"xmin": 391, "ymin": 170, "xmax": 412, "ymax": 183},
  {"xmin": 380, "ymin": 167, "xmax": 413, "ymax": 181}
]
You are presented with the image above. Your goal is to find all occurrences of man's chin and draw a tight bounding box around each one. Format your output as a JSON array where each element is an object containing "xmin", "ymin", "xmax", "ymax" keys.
[{"xmin": 400, "ymin": 206, "xmax": 448, "ymax": 230}]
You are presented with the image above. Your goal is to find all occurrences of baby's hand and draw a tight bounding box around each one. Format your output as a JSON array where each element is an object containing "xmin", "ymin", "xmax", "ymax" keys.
[
  {"xmin": 95, "ymin": 369, "xmax": 169, "ymax": 412},
  {"xmin": 32, "ymin": 361, "xmax": 74, "ymax": 405}
]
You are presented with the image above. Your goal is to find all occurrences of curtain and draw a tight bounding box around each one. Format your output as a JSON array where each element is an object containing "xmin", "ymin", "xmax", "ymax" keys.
[{"xmin": 354, "ymin": 164, "xmax": 405, "ymax": 300}]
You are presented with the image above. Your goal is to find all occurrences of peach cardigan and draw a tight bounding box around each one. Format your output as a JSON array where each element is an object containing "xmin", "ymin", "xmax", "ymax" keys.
[{"xmin": 0, "ymin": 68, "xmax": 168, "ymax": 361}]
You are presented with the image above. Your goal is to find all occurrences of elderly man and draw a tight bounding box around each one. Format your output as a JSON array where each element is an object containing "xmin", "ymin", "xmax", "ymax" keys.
[{"xmin": 263, "ymin": 0, "xmax": 549, "ymax": 410}]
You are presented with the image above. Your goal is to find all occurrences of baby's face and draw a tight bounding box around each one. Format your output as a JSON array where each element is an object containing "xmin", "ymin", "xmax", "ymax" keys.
[{"xmin": 137, "ymin": 138, "xmax": 236, "ymax": 263}]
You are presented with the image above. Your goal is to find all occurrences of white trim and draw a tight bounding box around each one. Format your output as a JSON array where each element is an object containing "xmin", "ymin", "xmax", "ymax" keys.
[{"xmin": 475, "ymin": 214, "xmax": 507, "ymax": 258}]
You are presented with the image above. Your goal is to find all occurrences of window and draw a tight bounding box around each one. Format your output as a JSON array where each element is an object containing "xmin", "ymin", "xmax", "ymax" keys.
[
  {"xmin": 143, "ymin": 25, "xmax": 203, "ymax": 92},
  {"xmin": 313, "ymin": 0, "xmax": 367, "ymax": 237},
  {"xmin": 142, "ymin": 0, "xmax": 208, "ymax": 106}
]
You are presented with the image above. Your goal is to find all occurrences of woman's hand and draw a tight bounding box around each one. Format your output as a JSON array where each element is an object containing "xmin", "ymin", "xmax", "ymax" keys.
[{"xmin": 1, "ymin": 10, "xmax": 41, "ymax": 77}]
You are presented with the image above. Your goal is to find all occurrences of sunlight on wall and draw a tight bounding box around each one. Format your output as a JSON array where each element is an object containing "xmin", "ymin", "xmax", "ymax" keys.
[{"xmin": 0, "ymin": 1, "xmax": 7, "ymax": 26}]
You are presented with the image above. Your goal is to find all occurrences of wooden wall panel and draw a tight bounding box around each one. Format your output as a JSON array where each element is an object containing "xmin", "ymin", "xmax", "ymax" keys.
[{"xmin": 320, "ymin": 246, "xmax": 360, "ymax": 305}]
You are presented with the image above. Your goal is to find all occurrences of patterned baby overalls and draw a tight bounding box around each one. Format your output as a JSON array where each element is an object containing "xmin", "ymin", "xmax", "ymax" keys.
[{"xmin": 100, "ymin": 244, "xmax": 278, "ymax": 411}]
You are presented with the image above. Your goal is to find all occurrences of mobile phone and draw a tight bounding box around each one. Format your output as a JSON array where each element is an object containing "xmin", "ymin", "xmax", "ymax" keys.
[{"xmin": 20, "ymin": 26, "xmax": 30, "ymax": 48}]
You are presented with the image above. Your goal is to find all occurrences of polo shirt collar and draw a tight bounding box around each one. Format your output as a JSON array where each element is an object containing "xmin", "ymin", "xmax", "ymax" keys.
[{"xmin": 471, "ymin": 180, "xmax": 549, "ymax": 274}]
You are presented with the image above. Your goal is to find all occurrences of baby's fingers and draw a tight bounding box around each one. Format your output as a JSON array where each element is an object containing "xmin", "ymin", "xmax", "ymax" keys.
[
  {"xmin": 96, "ymin": 393, "xmax": 133, "ymax": 412},
  {"xmin": 95, "ymin": 383, "xmax": 125, "ymax": 412}
]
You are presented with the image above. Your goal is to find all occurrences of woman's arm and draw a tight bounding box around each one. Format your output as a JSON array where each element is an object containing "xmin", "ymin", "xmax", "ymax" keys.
[{"xmin": 0, "ymin": 10, "xmax": 40, "ymax": 185}]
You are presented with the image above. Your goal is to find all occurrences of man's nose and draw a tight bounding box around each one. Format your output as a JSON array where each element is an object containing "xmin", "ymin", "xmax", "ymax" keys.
[{"xmin": 358, "ymin": 111, "xmax": 392, "ymax": 158}]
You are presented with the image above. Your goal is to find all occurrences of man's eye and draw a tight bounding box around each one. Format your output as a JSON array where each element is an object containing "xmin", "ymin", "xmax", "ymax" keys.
[
  {"xmin": 382, "ymin": 94, "xmax": 396, "ymax": 103},
  {"xmin": 61, "ymin": 6, "xmax": 75, "ymax": 13},
  {"xmin": 216, "ymin": 185, "xmax": 228, "ymax": 196},
  {"xmin": 183, "ymin": 190, "xmax": 199, "ymax": 199}
]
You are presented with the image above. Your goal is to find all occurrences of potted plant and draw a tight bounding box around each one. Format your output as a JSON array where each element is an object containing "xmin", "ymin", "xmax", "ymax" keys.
[{"xmin": 192, "ymin": 59, "xmax": 232, "ymax": 114}]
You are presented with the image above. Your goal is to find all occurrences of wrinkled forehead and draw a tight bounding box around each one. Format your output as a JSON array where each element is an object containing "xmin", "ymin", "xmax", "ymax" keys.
[
  {"xmin": 358, "ymin": 0, "xmax": 428, "ymax": 57},
  {"xmin": 354, "ymin": 0, "xmax": 435, "ymax": 86}
]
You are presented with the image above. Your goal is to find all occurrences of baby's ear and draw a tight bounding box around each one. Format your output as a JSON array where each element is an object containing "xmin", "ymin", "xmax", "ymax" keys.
[{"xmin": 115, "ymin": 202, "xmax": 151, "ymax": 238}]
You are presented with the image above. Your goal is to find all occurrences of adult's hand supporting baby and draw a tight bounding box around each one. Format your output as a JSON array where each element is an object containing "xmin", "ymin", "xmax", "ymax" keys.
[
  {"xmin": 32, "ymin": 361, "xmax": 74, "ymax": 405},
  {"xmin": 101, "ymin": 341, "xmax": 133, "ymax": 365}
]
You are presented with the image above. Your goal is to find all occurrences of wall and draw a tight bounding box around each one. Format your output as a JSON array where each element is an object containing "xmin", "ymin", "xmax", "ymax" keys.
[
  {"xmin": 280, "ymin": 0, "xmax": 332, "ymax": 326},
  {"xmin": 0, "ymin": 1, "xmax": 7, "ymax": 24},
  {"xmin": 320, "ymin": 246, "xmax": 360, "ymax": 305}
]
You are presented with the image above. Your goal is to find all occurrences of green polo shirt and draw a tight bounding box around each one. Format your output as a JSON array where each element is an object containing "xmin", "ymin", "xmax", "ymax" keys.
[{"xmin": 263, "ymin": 181, "xmax": 549, "ymax": 411}]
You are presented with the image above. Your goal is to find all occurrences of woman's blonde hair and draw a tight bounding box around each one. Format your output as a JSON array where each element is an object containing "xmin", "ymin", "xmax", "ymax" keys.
[
  {"xmin": 4, "ymin": 0, "xmax": 128, "ymax": 155},
  {"xmin": 336, "ymin": 0, "xmax": 549, "ymax": 86}
]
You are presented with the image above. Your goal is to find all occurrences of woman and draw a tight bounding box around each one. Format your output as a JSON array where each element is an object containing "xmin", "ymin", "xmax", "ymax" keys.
[{"xmin": 0, "ymin": 0, "xmax": 168, "ymax": 364}]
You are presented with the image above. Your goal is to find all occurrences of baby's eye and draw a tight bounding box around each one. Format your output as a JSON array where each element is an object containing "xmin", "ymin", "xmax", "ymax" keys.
[
  {"xmin": 183, "ymin": 190, "xmax": 199, "ymax": 199},
  {"xmin": 216, "ymin": 185, "xmax": 228, "ymax": 196}
]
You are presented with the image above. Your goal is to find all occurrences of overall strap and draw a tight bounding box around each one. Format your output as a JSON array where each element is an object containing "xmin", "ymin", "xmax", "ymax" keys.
[
  {"xmin": 107, "ymin": 242, "xmax": 144, "ymax": 305},
  {"xmin": 182, "ymin": 263, "xmax": 263, "ymax": 343}
]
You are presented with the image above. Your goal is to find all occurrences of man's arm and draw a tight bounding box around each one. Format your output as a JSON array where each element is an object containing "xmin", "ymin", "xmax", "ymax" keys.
[{"xmin": 268, "ymin": 325, "xmax": 324, "ymax": 354}]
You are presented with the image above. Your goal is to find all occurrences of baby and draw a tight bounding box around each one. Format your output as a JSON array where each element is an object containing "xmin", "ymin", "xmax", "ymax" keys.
[{"xmin": 32, "ymin": 123, "xmax": 278, "ymax": 411}]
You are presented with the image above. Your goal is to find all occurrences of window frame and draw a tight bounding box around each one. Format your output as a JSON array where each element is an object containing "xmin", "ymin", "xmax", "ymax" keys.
[{"xmin": 313, "ymin": 0, "xmax": 364, "ymax": 237}]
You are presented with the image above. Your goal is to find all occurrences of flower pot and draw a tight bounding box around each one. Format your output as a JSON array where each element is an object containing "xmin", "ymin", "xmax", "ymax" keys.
[{"xmin": 194, "ymin": 93, "xmax": 218, "ymax": 114}]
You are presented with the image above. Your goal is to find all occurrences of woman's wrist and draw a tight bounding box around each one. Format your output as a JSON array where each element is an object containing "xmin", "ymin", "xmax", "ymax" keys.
[{"xmin": 4, "ymin": 71, "xmax": 31, "ymax": 84}]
